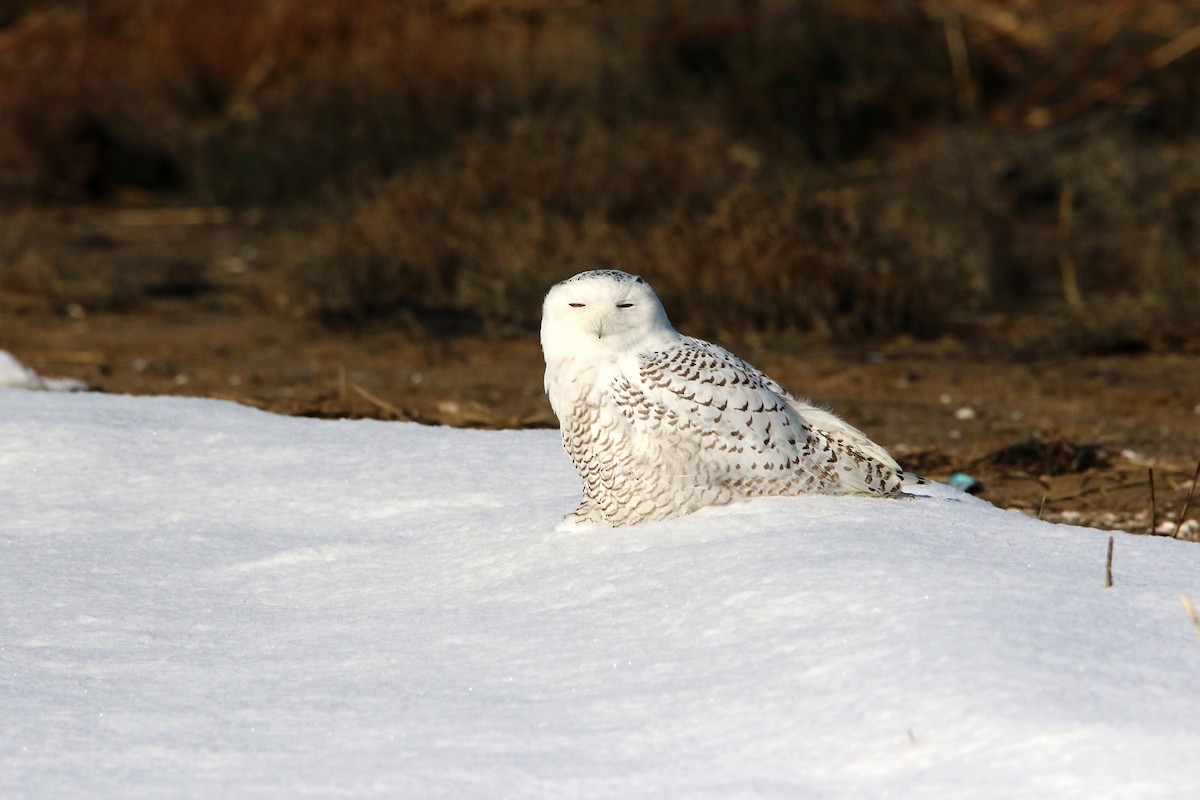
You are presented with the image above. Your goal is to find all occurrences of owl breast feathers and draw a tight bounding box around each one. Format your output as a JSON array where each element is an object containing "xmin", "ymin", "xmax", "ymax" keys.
[{"xmin": 541, "ymin": 270, "xmax": 909, "ymax": 529}]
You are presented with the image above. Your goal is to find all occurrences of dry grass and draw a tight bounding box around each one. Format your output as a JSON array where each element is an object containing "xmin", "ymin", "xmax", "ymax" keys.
[{"xmin": 2, "ymin": 0, "xmax": 1199, "ymax": 342}]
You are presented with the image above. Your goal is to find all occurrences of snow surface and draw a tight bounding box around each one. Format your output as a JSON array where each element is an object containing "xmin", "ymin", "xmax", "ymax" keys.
[
  {"xmin": 3, "ymin": 389, "xmax": 1199, "ymax": 799},
  {"xmin": 0, "ymin": 350, "xmax": 86, "ymax": 392}
]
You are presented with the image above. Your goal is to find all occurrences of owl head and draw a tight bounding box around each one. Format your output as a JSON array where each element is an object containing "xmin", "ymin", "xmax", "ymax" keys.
[{"xmin": 541, "ymin": 270, "xmax": 676, "ymax": 361}]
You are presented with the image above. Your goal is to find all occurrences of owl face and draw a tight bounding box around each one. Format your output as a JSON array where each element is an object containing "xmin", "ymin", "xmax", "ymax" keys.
[{"xmin": 541, "ymin": 270, "xmax": 675, "ymax": 359}]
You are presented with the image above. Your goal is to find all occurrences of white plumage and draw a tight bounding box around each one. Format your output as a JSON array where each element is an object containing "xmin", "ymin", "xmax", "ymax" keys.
[{"xmin": 541, "ymin": 269, "xmax": 909, "ymax": 529}]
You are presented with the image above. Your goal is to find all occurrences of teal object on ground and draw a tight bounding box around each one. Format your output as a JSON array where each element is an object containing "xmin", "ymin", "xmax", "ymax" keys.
[{"xmin": 949, "ymin": 472, "xmax": 982, "ymax": 494}]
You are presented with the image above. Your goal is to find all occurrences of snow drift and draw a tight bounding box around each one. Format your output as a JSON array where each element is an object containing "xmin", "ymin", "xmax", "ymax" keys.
[{"xmin": 2, "ymin": 389, "xmax": 1199, "ymax": 798}]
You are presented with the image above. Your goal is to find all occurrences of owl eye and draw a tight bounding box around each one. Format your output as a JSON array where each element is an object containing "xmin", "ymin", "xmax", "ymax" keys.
[
  {"xmin": 568, "ymin": 303, "xmax": 586, "ymax": 308},
  {"xmin": 616, "ymin": 303, "xmax": 634, "ymax": 309}
]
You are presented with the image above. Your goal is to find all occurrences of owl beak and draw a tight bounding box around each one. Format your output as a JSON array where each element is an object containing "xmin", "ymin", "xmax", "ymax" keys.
[{"xmin": 592, "ymin": 317, "xmax": 608, "ymax": 339}]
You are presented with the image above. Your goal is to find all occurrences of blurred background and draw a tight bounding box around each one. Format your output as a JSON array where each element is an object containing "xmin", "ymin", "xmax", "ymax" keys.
[{"xmin": 1, "ymin": 0, "xmax": 1198, "ymax": 531}]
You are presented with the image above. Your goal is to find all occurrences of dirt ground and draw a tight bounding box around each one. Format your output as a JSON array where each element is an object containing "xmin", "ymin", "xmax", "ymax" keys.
[{"xmin": 3, "ymin": 205, "xmax": 1199, "ymax": 540}]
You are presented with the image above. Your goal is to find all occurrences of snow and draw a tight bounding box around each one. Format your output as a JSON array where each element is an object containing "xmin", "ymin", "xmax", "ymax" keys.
[
  {"xmin": 3, "ymin": 388, "xmax": 1199, "ymax": 799},
  {"xmin": 0, "ymin": 350, "xmax": 86, "ymax": 392}
]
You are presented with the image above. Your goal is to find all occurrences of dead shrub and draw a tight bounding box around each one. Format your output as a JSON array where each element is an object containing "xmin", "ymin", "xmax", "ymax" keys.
[
  {"xmin": 984, "ymin": 435, "xmax": 1109, "ymax": 476},
  {"xmin": 288, "ymin": 117, "xmax": 994, "ymax": 339}
]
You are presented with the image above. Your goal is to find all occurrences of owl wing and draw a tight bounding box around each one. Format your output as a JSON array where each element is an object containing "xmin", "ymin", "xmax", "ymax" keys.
[{"xmin": 612, "ymin": 337, "xmax": 902, "ymax": 496}]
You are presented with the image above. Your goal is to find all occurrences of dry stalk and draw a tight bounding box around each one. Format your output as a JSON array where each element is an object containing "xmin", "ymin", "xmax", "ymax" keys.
[
  {"xmin": 32, "ymin": 350, "xmax": 107, "ymax": 365},
  {"xmin": 1104, "ymin": 535, "xmax": 1113, "ymax": 588},
  {"xmin": 1021, "ymin": 6, "xmax": 1125, "ymax": 109},
  {"xmin": 941, "ymin": 3, "xmax": 977, "ymax": 113},
  {"xmin": 1058, "ymin": 182, "xmax": 1084, "ymax": 312},
  {"xmin": 1171, "ymin": 461, "xmax": 1200, "ymax": 539},
  {"xmin": 351, "ymin": 383, "xmax": 408, "ymax": 420},
  {"xmin": 1037, "ymin": 494, "xmax": 1047, "ymax": 520},
  {"xmin": 1046, "ymin": 478, "xmax": 1148, "ymax": 503},
  {"xmin": 1182, "ymin": 595, "xmax": 1200, "ymax": 640},
  {"xmin": 1042, "ymin": 21, "xmax": 1200, "ymax": 125},
  {"xmin": 1147, "ymin": 467, "xmax": 1156, "ymax": 535},
  {"xmin": 110, "ymin": 208, "xmax": 234, "ymax": 227}
]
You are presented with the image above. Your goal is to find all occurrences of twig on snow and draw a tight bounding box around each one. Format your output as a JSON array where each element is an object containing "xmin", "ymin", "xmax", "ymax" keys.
[
  {"xmin": 1105, "ymin": 535, "xmax": 1114, "ymax": 588},
  {"xmin": 1182, "ymin": 595, "xmax": 1200, "ymax": 640}
]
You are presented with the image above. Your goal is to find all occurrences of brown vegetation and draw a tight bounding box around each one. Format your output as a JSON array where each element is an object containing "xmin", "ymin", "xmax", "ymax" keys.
[{"xmin": 3, "ymin": 0, "xmax": 1199, "ymax": 343}]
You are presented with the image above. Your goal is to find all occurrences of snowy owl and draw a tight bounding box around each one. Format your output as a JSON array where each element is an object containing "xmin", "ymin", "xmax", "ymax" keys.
[{"xmin": 541, "ymin": 269, "xmax": 911, "ymax": 529}]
